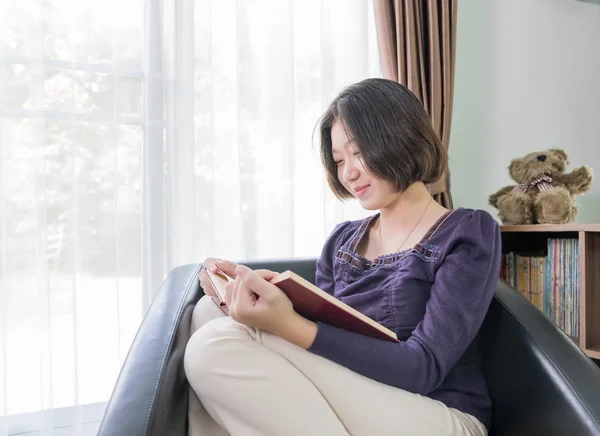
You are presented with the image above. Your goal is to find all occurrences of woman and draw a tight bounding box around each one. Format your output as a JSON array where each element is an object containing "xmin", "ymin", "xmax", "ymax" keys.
[{"xmin": 184, "ymin": 78, "xmax": 501, "ymax": 436}]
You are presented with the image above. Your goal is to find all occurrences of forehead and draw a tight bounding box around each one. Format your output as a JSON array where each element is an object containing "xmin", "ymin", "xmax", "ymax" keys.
[{"xmin": 331, "ymin": 119, "xmax": 353, "ymax": 153}]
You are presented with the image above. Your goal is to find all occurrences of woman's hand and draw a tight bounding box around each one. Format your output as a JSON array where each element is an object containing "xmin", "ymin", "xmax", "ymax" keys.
[
  {"xmin": 224, "ymin": 266, "xmax": 289, "ymax": 332},
  {"xmin": 225, "ymin": 265, "xmax": 318, "ymax": 349},
  {"xmin": 198, "ymin": 257, "xmax": 239, "ymax": 298}
]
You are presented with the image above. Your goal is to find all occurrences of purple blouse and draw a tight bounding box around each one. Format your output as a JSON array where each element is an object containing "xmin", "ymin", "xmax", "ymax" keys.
[{"xmin": 308, "ymin": 208, "xmax": 502, "ymax": 430}]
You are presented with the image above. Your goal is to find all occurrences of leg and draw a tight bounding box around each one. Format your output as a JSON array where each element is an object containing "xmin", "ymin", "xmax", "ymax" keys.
[
  {"xmin": 184, "ymin": 317, "xmax": 486, "ymax": 436},
  {"xmin": 191, "ymin": 295, "xmax": 228, "ymax": 334},
  {"xmin": 184, "ymin": 317, "xmax": 351, "ymax": 436},
  {"xmin": 496, "ymin": 191, "xmax": 534, "ymax": 225},
  {"xmin": 257, "ymin": 328, "xmax": 486, "ymax": 436},
  {"xmin": 188, "ymin": 296, "xmax": 229, "ymax": 436},
  {"xmin": 533, "ymin": 187, "xmax": 577, "ymax": 224}
]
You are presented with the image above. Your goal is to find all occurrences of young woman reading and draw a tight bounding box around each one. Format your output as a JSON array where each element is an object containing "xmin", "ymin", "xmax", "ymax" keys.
[{"xmin": 184, "ymin": 78, "xmax": 501, "ymax": 436}]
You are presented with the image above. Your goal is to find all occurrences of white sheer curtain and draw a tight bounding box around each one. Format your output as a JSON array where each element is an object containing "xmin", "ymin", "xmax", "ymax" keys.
[
  {"xmin": 1, "ymin": 0, "xmax": 145, "ymax": 434},
  {"xmin": 0, "ymin": 0, "xmax": 379, "ymax": 434},
  {"xmin": 144, "ymin": 0, "xmax": 381, "ymax": 308}
]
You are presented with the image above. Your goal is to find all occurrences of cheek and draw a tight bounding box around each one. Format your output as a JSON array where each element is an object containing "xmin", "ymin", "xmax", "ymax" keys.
[
  {"xmin": 373, "ymin": 181, "xmax": 395, "ymax": 198},
  {"xmin": 336, "ymin": 166, "xmax": 345, "ymax": 183},
  {"xmin": 336, "ymin": 167, "xmax": 352, "ymax": 192}
]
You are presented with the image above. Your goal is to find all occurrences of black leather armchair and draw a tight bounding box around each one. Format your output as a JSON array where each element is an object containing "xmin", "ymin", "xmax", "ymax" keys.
[{"xmin": 98, "ymin": 259, "xmax": 600, "ymax": 436}]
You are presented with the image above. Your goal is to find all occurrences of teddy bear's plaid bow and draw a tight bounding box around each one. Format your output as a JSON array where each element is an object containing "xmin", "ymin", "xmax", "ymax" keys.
[{"xmin": 511, "ymin": 175, "xmax": 554, "ymax": 193}]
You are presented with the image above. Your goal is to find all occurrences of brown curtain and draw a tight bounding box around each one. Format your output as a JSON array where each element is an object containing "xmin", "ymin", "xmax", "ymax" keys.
[{"xmin": 373, "ymin": 0, "xmax": 457, "ymax": 208}]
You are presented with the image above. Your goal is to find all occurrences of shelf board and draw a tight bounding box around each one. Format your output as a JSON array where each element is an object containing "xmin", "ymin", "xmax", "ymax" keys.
[
  {"xmin": 500, "ymin": 224, "xmax": 600, "ymax": 232},
  {"xmin": 584, "ymin": 348, "xmax": 600, "ymax": 360}
]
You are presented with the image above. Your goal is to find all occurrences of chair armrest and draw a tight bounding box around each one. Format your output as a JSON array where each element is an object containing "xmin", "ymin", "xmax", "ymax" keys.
[
  {"xmin": 481, "ymin": 279, "xmax": 600, "ymax": 436},
  {"xmin": 98, "ymin": 258, "xmax": 317, "ymax": 436},
  {"xmin": 98, "ymin": 264, "xmax": 203, "ymax": 436}
]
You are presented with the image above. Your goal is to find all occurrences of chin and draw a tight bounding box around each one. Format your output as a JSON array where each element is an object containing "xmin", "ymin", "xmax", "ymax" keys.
[{"xmin": 357, "ymin": 198, "xmax": 382, "ymax": 211}]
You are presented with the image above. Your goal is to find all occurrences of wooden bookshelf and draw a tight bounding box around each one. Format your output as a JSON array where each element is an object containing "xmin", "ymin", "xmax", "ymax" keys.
[{"xmin": 500, "ymin": 224, "xmax": 600, "ymax": 360}]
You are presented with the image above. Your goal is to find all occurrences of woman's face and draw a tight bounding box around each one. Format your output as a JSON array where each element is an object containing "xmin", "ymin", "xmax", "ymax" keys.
[{"xmin": 330, "ymin": 119, "xmax": 400, "ymax": 211}]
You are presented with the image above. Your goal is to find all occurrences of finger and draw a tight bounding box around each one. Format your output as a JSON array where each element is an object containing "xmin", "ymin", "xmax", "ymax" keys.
[
  {"xmin": 235, "ymin": 265, "xmax": 279, "ymax": 300},
  {"xmin": 201, "ymin": 258, "xmax": 219, "ymax": 287},
  {"xmin": 235, "ymin": 279, "xmax": 259, "ymax": 309},
  {"xmin": 203, "ymin": 257, "xmax": 219, "ymax": 271},
  {"xmin": 200, "ymin": 282, "xmax": 217, "ymax": 298},
  {"xmin": 228, "ymin": 278, "xmax": 247, "ymax": 318},
  {"xmin": 198, "ymin": 270, "xmax": 217, "ymax": 297},
  {"xmin": 254, "ymin": 269, "xmax": 280, "ymax": 281},
  {"xmin": 224, "ymin": 280, "xmax": 236, "ymax": 307},
  {"xmin": 227, "ymin": 278, "xmax": 260, "ymax": 325},
  {"xmin": 203, "ymin": 257, "xmax": 232, "ymax": 280},
  {"xmin": 213, "ymin": 259, "xmax": 239, "ymax": 279},
  {"xmin": 231, "ymin": 279, "xmax": 243, "ymax": 313}
]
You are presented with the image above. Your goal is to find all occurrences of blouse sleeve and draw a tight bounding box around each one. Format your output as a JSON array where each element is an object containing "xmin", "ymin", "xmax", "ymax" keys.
[{"xmin": 308, "ymin": 210, "xmax": 502, "ymax": 394}]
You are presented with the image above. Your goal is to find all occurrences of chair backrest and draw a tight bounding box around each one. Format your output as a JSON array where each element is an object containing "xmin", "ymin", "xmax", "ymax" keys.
[
  {"xmin": 480, "ymin": 279, "xmax": 600, "ymax": 436},
  {"xmin": 242, "ymin": 258, "xmax": 319, "ymax": 283}
]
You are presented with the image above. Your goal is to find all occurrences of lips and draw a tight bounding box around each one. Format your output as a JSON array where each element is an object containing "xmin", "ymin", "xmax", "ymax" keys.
[{"xmin": 353, "ymin": 185, "xmax": 370, "ymax": 197}]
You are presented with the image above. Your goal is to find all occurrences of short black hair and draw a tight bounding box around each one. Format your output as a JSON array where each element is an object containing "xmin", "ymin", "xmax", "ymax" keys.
[{"xmin": 318, "ymin": 78, "xmax": 446, "ymax": 199}]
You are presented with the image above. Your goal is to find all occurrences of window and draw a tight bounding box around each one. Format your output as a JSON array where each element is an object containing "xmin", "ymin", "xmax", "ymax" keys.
[{"xmin": 0, "ymin": 0, "xmax": 379, "ymax": 433}]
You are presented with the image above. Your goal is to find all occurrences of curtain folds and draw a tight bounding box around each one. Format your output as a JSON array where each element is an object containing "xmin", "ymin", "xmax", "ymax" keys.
[
  {"xmin": 143, "ymin": 0, "xmax": 382, "ymax": 310},
  {"xmin": 0, "ymin": 0, "xmax": 380, "ymax": 433},
  {"xmin": 373, "ymin": 0, "xmax": 457, "ymax": 208},
  {"xmin": 142, "ymin": 0, "xmax": 198, "ymax": 310}
]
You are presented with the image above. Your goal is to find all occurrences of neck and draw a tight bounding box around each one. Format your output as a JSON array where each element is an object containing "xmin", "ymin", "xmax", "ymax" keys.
[{"xmin": 378, "ymin": 182, "xmax": 436, "ymax": 232}]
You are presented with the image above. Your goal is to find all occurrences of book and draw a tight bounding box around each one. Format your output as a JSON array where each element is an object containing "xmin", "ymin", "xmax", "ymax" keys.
[
  {"xmin": 203, "ymin": 265, "xmax": 233, "ymax": 306},
  {"xmin": 203, "ymin": 266, "xmax": 399, "ymax": 343},
  {"xmin": 270, "ymin": 271, "xmax": 399, "ymax": 343}
]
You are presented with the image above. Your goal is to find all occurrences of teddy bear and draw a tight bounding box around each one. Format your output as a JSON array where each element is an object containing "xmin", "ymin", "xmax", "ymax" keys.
[{"xmin": 488, "ymin": 149, "xmax": 593, "ymax": 225}]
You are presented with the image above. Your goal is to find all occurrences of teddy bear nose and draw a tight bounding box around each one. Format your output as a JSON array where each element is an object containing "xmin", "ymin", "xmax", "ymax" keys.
[{"xmin": 537, "ymin": 154, "xmax": 547, "ymax": 162}]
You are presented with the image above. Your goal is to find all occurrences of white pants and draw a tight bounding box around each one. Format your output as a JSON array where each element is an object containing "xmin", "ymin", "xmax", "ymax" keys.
[{"xmin": 183, "ymin": 296, "xmax": 488, "ymax": 436}]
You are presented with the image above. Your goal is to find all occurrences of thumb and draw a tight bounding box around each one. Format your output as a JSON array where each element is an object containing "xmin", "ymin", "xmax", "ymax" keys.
[
  {"xmin": 255, "ymin": 269, "xmax": 280, "ymax": 281},
  {"xmin": 235, "ymin": 265, "xmax": 278, "ymax": 299}
]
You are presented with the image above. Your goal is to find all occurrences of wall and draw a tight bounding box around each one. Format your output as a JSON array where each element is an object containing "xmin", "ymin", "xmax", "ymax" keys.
[{"xmin": 450, "ymin": 0, "xmax": 600, "ymax": 223}]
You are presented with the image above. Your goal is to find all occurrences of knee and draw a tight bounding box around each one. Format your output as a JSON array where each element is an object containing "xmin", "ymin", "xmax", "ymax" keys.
[
  {"xmin": 186, "ymin": 317, "xmax": 230, "ymax": 372},
  {"xmin": 184, "ymin": 317, "xmax": 251, "ymax": 390},
  {"xmin": 191, "ymin": 295, "xmax": 223, "ymax": 333}
]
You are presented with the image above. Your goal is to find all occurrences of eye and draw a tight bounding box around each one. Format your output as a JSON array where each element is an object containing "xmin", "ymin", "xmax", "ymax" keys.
[
  {"xmin": 334, "ymin": 160, "xmax": 344, "ymax": 166},
  {"xmin": 353, "ymin": 151, "xmax": 361, "ymax": 157}
]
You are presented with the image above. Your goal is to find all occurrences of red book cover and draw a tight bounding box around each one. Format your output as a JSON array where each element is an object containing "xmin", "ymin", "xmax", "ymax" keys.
[{"xmin": 270, "ymin": 271, "xmax": 399, "ymax": 343}]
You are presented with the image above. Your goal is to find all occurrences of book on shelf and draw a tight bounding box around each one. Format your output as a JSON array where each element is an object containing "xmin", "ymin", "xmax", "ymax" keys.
[
  {"xmin": 500, "ymin": 238, "xmax": 579, "ymax": 337},
  {"xmin": 204, "ymin": 267, "xmax": 399, "ymax": 343}
]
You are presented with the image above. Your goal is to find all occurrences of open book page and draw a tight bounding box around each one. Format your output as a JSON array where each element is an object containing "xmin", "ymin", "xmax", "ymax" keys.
[{"xmin": 203, "ymin": 265, "xmax": 233, "ymax": 304}]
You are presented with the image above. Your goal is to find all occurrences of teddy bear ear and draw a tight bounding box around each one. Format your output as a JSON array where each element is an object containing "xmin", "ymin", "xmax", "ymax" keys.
[
  {"xmin": 508, "ymin": 159, "xmax": 521, "ymax": 174},
  {"xmin": 548, "ymin": 148, "xmax": 568, "ymax": 160}
]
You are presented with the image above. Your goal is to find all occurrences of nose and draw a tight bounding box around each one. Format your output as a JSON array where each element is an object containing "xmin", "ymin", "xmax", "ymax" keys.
[
  {"xmin": 342, "ymin": 158, "xmax": 360, "ymax": 183},
  {"xmin": 537, "ymin": 155, "xmax": 547, "ymax": 162}
]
